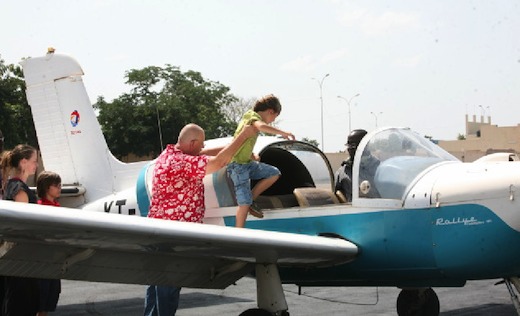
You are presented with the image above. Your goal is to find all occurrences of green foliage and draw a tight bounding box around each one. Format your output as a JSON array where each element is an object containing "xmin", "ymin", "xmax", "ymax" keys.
[
  {"xmin": 97, "ymin": 65, "xmax": 237, "ymax": 158},
  {"xmin": 457, "ymin": 133, "xmax": 466, "ymax": 140},
  {"xmin": 301, "ymin": 137, "xmax": 319, "ymax": 148},
  {"xmin": 221, "ymin": 97, "xmax": 255, "ymax": 123},
  {"xmin": 0, "ymin": 55, "xmax": 38, "ymax": 150}
]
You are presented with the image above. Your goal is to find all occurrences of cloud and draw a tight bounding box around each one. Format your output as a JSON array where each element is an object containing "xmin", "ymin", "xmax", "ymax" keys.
[
  {"xmin": 320, "ymin": 48, "xmax": 349, "ymax": 64},
  {"xmin": 281, "ymin": 55, "xmax": 316, "ymax": 72},
  {"xmin": 107, "ymin": 53, "xmax": 130, "ymax": 62},
  {"xmin": 281, "ymin": 49, "xmax": 349, "ymax": 73},
  {"xmin": 393, "ymin": 54, "xmax": 422, "ymax": 68},
  {"xmin": 339, "ymin": 9, "xmax": 420, "ymax": 36}
]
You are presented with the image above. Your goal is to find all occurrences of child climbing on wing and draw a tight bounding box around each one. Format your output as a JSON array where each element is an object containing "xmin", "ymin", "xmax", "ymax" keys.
[{"xmin": 227, "ymin": 94, "xmax": 295, "ymax": 228}]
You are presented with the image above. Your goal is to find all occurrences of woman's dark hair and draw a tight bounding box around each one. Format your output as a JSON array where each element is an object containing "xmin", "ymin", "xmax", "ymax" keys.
[{"xmin": 1, "ymin": 144, "xmax": 36, "ymax": 189}]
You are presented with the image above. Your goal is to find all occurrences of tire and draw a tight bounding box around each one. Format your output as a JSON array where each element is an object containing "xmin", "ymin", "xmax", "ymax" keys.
[
  {"xmin": 397, "ymin": 288, "xmax": 440, "ymax": 316},
  {"xmin": 239, "ymin": 308, "xmax": 273, "ymax": 316}
]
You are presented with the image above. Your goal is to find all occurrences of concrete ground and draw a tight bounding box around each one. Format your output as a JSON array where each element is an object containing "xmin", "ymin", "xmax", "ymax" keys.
[{"xmin": 53, "ymin": 277, "xmax": 517, "ymax": 315}]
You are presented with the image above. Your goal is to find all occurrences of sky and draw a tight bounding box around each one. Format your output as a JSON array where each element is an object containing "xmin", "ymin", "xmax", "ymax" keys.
[{"xmin": 2, "ymin": 0, "xmax": 519, "ymax": 152}]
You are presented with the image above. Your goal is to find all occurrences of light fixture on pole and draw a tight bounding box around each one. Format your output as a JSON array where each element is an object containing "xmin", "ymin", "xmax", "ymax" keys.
[
  {"xmin": 337, "ymin": 93, "xmax": 360, "ymax": 134},
  {"xmin": 155, "ymin": 105, "xmax": 164, "ymax": 151},
  {"xmin": 478, "ymin": 104, "xmax": 490, "ymax": 116},
  {"xmin": 311, "ymin": 74, "xmax": 330, "ymax": 151},
  {"xmin": 370, "ymin": 111, "xmax": 383, "ymax": 129}
]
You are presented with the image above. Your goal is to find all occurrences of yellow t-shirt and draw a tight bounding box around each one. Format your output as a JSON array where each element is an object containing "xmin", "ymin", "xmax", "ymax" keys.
[{"xmin": 231, "ymin": 110, "xmax": 261, "ymax": 164}]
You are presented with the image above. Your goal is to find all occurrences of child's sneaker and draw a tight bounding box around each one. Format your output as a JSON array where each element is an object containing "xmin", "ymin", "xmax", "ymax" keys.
[{"xmin": 249, "ymin": 202, "xmax": 264, "ymax": 218}]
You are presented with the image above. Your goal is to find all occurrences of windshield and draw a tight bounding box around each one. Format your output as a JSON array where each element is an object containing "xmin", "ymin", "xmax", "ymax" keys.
[{"xmin": 358, "ymin": 128, "xmax": 459, "ymax": 199}]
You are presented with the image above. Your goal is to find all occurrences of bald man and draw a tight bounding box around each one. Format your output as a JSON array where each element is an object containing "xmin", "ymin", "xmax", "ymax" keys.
[{"xmin": 144, "ymin": 123, "xmax": 257, "ymax": 316}]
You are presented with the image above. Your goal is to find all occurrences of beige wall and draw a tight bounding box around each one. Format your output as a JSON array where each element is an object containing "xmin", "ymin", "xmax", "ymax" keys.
[
  {"xmin": 326, "ymin": 152, "xmax": 347, "ymax": 172},
  {"xmin": 438, "ymin": 115, "xmax": 520, "ymax": 162}
]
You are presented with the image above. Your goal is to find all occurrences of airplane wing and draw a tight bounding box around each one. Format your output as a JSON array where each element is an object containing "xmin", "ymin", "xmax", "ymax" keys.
[{"xmin": 0, "ymin": 201, "xmax": 357, "ymax": 289}]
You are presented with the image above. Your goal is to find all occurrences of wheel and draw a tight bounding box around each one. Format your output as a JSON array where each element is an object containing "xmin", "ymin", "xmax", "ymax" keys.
[
  {"xmin": 396, "ymin": 288, "xmax": 440, "ymax": 316},
  {"xmin": 239, "ymin": 308, "xmax": 273, "ymax": 316}
]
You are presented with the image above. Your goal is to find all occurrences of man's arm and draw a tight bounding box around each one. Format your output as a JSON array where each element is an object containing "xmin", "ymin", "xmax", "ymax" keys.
[
  {"xmin": 253, "ymin": 121, "xmax": 295, "ymax": 140},
  {"xmin": 205, "ymin": 125, "xmax": 257, "ymax": 174}
]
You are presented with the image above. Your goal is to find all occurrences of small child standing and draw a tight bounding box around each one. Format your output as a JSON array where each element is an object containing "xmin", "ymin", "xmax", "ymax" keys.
[
  {"xmin": 36, "ymin": 171, "xmax": 62, "ymax": 316},
  {"xmin": 228, "ymin": 94, "xmax": 295, "ymax": 228}
]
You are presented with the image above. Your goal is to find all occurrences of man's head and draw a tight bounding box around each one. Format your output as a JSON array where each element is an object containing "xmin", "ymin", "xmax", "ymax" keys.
[
  {"xmin": 346, "ymin": 129, "xmax": 367, "ymax": 160},
  {"xmin": 177, "ymin": 123, "xmax": 206, "ymax": 156}
]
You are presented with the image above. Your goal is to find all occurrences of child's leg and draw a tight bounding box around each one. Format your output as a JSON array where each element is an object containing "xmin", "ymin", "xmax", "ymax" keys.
[
  {"xmin": 228, "ymin": 163, "xmax": 256, "ymax": 227},
  {"xmin": 252, "ymin": 175, "xmax": 280, "ymax": 200},
  {"xmin": 235, "ymin": 205, "xmax": 250, "ymax": 228},
  {"xmin": 250, "ymin": 162, "xmax": 281, "ymax": 201}
]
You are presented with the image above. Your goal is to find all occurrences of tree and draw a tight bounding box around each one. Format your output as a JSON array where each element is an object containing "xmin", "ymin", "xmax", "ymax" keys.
[
  {"xmin": 97, "ymin": 65, "xmax": 237, "ymax": 159},
  {"xmin": 301, "ymin": 137, "xmax": 319, "ymax": 148},
  {"xmin": 457, "ymin": 133, "xmax": 466, "ymax": 140},
  {"xmin": 0, "ymin": 55, "xmax": 37, "ymax": 149},
  {"xmin": 221, "ymin": 97, "xmax": 255, "ymax": 123},
  {"xmin": 221, "ymin": 96, "xmax": 287, "ymax": 134}
]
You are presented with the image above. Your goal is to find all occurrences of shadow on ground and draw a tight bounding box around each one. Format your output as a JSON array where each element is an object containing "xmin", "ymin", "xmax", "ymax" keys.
[
  {"xmin": 54, "ymin": 292, "xmax": 253, "ymax": 315},
  {"xmin": 441, "ymin": 303, "xmax": 516, "ymax": 316}
]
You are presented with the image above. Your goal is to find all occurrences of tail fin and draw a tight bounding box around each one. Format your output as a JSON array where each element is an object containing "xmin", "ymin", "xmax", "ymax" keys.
[{"xmin": 21, "ymin": 51, "xmax": 140, "ymax": 205}]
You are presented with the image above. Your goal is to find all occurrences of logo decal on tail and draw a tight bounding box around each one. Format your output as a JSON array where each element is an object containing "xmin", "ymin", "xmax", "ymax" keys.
[{"xmin": 70, "ymin": 110, "xmax": 80, "ymax": 127}]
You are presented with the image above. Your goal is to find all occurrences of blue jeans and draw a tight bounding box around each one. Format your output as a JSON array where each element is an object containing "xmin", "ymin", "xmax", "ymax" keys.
[
  {"xmin": 144, "ymin": 285, "xmax": 181, "ymax": 316},
  {"xmin": 227, "ymin": 161, "xmax": 280, "ymax": 205}
]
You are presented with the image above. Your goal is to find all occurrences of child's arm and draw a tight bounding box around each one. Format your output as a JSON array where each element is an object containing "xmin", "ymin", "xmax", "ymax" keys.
[
  {"xmin": 205, "ymin": 125, "xmax": 258, "ymax": 174},
  {"xmin": 253, "ymin": 121, "xmax": 295, "ymax": 140},
  {"xmin": 200, "ymin": 146, "xmax": 225, "ymax": 156}
]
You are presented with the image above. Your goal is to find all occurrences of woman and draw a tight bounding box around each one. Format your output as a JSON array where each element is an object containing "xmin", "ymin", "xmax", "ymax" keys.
[{"xmin": 1, "ymin": 144, "xmax": 40, "ymax": 315}]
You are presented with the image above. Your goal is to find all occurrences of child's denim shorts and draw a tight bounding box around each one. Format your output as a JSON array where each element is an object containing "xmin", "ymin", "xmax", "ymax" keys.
[{"xmin": 227, "ymin": 161, "xmax": 280, "ymax": 206}]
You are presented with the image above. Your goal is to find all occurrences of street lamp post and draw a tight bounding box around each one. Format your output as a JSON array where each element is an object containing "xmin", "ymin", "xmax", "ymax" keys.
[
  {"xmin": 312, "ymin": 74, "xmax": 330, "ymax": 151},
  {"xmin": 337, "ymin": 93, "xmax": 360, "ymax": 134},
  {"xmin": 370, "ymin": 111, "xmax": 383, "ymax": 129}
]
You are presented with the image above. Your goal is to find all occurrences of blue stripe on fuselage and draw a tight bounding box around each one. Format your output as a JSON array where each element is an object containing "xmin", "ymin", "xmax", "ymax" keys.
[
  {"xmin": 136, "ymin": 162, "xmax": 152, "ymax": 217},
  {"xmin": 431, "ymin": 204, "xmax": 520, "ymax": 278},
  {"xmin": 223, "ymin": 203, "xmax": 520, "ymax": 285}
]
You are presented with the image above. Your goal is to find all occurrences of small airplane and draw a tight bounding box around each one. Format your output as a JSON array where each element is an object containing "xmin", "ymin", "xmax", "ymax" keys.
[{"xmin": 2, "ymin": 50, "xmax": 520, "ymax": 316}]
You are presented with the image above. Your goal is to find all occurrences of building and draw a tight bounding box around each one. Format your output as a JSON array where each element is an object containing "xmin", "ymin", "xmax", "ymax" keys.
[{"xmin": 439, "ymin": 115, "xmax": 520, "ymax": 162}]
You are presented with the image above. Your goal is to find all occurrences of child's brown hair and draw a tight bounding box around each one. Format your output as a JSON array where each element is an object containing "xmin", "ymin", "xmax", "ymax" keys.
[
  {"xmin": 36, "ymin": 171, "xmax": 61, "ymax": 198},
  {"xmin": 253, "ymin": 94, "xmax": 282, "ymax": 114}
]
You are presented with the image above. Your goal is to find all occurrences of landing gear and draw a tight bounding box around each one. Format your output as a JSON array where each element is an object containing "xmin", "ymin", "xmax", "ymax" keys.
[
  {"xmin": 239, "ymin": 308, "xmax": 274, "ymax": 316},
  {"xmin": 239, "ymin": 264, "xmax": 290, "ymax": 316},
  {"xmin": 396, "ymin": 288, "xmax": 440, "ymax": 316},
  {"xmin": 503, "ymin": 277, "xmax": 520, "ymax": 315},
  {"xmin": 239, "ymin": 308, "xmax": 290, "ymax": 316}
]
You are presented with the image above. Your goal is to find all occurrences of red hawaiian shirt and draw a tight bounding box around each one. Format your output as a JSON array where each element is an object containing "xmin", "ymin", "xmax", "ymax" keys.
[{"xmin": 148, "ymin": 144, "xmax": 209, "ymax": 223}]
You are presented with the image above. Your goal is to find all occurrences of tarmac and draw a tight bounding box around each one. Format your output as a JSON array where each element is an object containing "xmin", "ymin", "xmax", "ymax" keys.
[{"xmin": 53, "ymin": 277, "xmax": 518, "ymax": 315}]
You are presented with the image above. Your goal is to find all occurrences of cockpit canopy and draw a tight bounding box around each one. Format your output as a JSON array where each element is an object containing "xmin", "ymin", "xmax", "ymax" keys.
[{"xmin": 355, "ymin": 128, "xmax": 460, "ymax": 200}]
